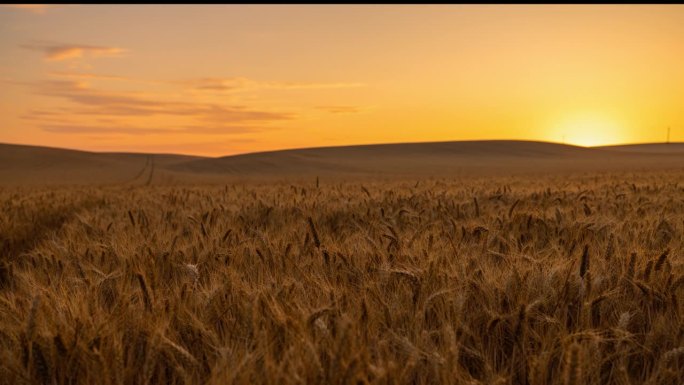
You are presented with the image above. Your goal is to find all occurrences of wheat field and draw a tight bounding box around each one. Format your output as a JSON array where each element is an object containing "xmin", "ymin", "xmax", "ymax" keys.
[{"xmin": 1, "ymin": 170, "xmax": 682, "ymax": 385}]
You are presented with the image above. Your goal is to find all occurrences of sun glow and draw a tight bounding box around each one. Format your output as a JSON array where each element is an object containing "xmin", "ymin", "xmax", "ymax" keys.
[{"xmin": 554, "ymin": 114, "xmax": 626, "ymax": 147}]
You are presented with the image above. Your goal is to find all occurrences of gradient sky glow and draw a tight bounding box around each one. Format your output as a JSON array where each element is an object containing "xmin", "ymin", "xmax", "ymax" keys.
[{"xmin": 1, "ymin": 4, "xmax": 683, "ymax": 156}]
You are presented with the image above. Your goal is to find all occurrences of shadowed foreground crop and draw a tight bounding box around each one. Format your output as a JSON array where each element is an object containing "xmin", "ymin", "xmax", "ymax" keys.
[{"xmin": 0, "ymin": 171, "xmax": 683, "ymax": 385}]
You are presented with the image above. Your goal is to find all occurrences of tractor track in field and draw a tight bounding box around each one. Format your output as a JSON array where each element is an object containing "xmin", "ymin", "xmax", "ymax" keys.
[
  {"xmin": 120, "ymin": 155, "xmax": 155, "ymax": 186},
  {"xmin": 0, "ymin": 194, "xmax": 109, "ymax": 289},
  {"xmin": 2, "ymin": 155, "xmax": 158, "ymax": 283}
]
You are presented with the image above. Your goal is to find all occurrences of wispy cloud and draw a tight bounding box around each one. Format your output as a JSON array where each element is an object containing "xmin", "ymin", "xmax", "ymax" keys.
[
  {"xmin": 181, "ymin": 77, "xmax": 365, "ymax": 93},
  {"xmin": 41, "ymin": 124, "xmax": 171, "ymax": 135},
  {"xmin": 19, "ymin": 68, "xmax": 362, "ymax": 139},
  {"xmin": 315, "ymin": 105, "xmax": 362, "ymax": 114},
  {"xmin": 22, "ymin": 79, "xmax": 293, "ymax": 136},
  {"xmin": 2, "ymin": 4, "xmax": 55, "ymax": 14},
  {"xmin": 48, "ymin": 71, "xmax": 128, "ymax": 81},
  {"xmin": 40, "ymin": 123, "xmax": 268, "ymax": 136},
  {"xmin": 32, "ymin": 80, "xmax": 294, "ymax": 122},
  {"xmin": 22, "ymin": 42, "xmax": 126, "ymax": 61}
]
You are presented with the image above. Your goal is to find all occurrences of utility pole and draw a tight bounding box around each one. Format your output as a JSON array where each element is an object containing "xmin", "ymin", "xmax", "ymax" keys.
[{"xmin": 667, "ymin": 126, "xmax": 671, "ymax": 144}]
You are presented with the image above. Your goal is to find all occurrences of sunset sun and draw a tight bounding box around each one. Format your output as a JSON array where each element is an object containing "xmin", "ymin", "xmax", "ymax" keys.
[{"xmin": 554, "ymin": 114, "xmax": 626, "ymax": 147}]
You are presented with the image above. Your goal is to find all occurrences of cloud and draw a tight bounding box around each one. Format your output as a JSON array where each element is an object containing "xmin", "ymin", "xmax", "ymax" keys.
[
  {"xmin": 22, "ymin": 79, "xmax": 293, "ymax": 136},
  {"xmin": 181, "ymin": 77, "xmax": 365, "ymax": 93},
  {"xmin": 183, "ymin": 125, "xmax": 270, "ymax": 135},
  {"xmin": 22, "ymin": 42, "xmax": 126, "ymax": 61},
  {"xmin": 41, "ymin": 124, "xmax": 171, "ymax": 135},
  {"xmin": 2, "ymin": 4, "xmax": 55, "ymax": 14},
  {"xmin": 315, "ymin": 106, "xmax": 362, "ymax": 114},
  {"xmin": 47, "ymin": 71, "xmax": 164, "ymax": 86},
  {"xmin": 31, "ymin": 80, "xmax": 294, "ymax": 122},
  {"xmin": 40, "ymin": 123, "xmax": 268, "ymax": 136},
  {"xmin": 48, "ymin": 71, "xmax": 128, "ymax": 81},
  {"xmin": 21, "ymin": 73, "xmax": 360, "ymax": 138},
  {"xmin": 20, "ymin": 108, "xmax": 69, "ymax": 122}
]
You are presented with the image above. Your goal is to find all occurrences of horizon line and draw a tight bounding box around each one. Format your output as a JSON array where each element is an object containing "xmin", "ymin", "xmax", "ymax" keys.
[{"xmin": 1, "ymin": 138, "xmax": 682, "ymax": 159}]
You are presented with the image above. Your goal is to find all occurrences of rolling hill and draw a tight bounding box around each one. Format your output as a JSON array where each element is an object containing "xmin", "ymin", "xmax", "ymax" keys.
[
  {"xmin": 170, "ymin": 140, "xmax": 683, "ymax": 177},
  {"xmin": 0, "ymin": 140, "xmax": 681, "ymax": 185},
  {"xmin": 595, "ymin": 142, "xmax": 684, "ymax": 154},
  {"xmin": 0, "ymin": 143, "xmax": 201, "ymax": 186}
]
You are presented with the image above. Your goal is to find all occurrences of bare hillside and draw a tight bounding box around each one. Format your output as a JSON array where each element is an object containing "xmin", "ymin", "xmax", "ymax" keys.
[{"xmin": 1, "ymin": 140, "xmax": 682, "ymax": 185}]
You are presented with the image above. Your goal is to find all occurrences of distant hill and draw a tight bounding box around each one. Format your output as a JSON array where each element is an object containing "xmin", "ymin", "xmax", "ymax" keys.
[
  {"xmin": 0, "ymin": 143, "xmax": 201, "ymax": 186},
  {"xmin": 171, "ymin": 140, "xmax": 683, "ymax": 177},
  {"xmin": 0, "ymin": 140, "xmax": 681, "ymax": 185},
  {"xmin": 595, "ymin": 142, "xmax": 684, "ymax": 154}
]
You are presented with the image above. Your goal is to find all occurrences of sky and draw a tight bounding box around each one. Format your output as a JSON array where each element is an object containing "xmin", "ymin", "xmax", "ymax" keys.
[{"xmin": 1, "ymin": 4, "xmax": 683, "ymax": 156}]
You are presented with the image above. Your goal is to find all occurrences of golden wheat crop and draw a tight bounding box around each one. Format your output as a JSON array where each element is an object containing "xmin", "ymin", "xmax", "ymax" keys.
[{"xmin": 0, "ymin": 170, "xmax": 682, "ymax": 385}]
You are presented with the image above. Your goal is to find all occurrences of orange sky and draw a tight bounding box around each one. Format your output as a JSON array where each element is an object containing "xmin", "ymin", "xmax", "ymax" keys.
[{"xmin": 1, "ymin": 4, "xmax": 683, "ymax": 156}]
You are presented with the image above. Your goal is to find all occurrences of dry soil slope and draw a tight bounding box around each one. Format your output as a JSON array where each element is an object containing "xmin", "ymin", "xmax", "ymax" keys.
[
  {"xmin": 596, "ymin": 142, "xmax": 684, "ymax": 154},
  {"xmin": 2, "ymin": 141, "xmax": 682, "ymax": 185},
  {"xmin": 0, "ymin": 143, "xmax": 202, "ymax": 186},
  {"xmin": 172, "ymin": 140, "xmax": 684, "ymax": 177}
]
